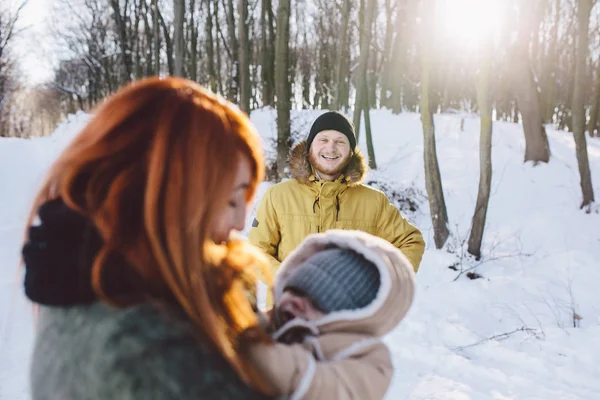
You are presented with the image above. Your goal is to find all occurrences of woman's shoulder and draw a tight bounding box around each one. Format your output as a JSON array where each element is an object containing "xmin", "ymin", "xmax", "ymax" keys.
[
  {"xmin": 37, "ymin": 301, "xmax": 197, "ymax": 354},
  {"xmin": 33, "ymin": 302, "xmax": 271, "ymax": 400}
]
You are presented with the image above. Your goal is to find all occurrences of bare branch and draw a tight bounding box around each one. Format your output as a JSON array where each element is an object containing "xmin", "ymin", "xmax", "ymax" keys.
[
  {"xmin": 452, "ymin": 327, "xmax": 540, "ymax": 351},
  {"xmin": 0, "ymin": 0, "xmax": 30, "ymax": 52}
]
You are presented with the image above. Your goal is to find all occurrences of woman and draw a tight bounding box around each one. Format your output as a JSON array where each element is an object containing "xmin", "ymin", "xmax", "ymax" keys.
[{"xmin": 22, "ymin": 77, "xmax": 275, "ymax": 399}]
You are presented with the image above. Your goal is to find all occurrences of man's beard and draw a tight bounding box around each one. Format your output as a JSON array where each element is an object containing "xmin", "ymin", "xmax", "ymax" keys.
[{"xmin": 309, "ymin": 151, "xmax": 351, "ymax": 179}]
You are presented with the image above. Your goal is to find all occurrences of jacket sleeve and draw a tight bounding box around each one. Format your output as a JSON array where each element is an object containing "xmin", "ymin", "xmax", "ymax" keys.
[
  {"xmin": 248, "ymin": 340, "xmax": 393, "ymax": 400},
  {"xmin": 248, "ymin": 187, "xmax": 281, "ymax": 273},
  {"xmin": 376, "ymin": 193, "xmax": 425, "ymax": 272},
  {"xmin": 305, "ymin": 342, "xmax": 393, "ymax": 400}
]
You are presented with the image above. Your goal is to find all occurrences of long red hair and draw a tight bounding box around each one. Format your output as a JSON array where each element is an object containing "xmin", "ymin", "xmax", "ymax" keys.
[{"xmin": 26, "ymin": 77, "xmax": 272, "ymax": 392}]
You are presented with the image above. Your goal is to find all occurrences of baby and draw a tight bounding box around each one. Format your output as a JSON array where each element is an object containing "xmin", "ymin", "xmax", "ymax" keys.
[{"xmin": 249, "ymin": 229, "xmax": 416, "ymax": 399}]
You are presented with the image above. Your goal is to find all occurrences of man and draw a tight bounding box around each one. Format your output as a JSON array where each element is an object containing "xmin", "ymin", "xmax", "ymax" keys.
[{"xmin": 249, "ymin": 111, "xmax": 425, "ymax": 276}]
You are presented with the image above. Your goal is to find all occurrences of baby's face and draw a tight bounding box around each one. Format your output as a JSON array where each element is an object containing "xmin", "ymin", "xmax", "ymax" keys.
[{"xmin": 278, "ymin": 289, "xmax": 326, "ymax": 324}]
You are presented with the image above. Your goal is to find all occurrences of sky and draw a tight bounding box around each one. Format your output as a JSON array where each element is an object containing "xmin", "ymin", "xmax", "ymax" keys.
[{"xmin": 12, "ymin": 0, "xmax": 56, "ymax": 86}]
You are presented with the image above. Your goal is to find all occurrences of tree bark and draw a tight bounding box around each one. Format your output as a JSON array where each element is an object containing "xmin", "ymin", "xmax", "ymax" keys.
[
  {"xmin": 261, "ymin": 0, "xmax": 275, "ymax": 106},
  {"xmin": 132, "ymin": 1, "xmax": 143, "ymax": 79},
  {"xmin": 513, "ymin": 0, "xmax": 550, "ymax": 164},
  {"xmin": 275, "ymin": 0, "xmax": 291, "ymax": 180},
  {"xmin": 206, "ymin": 0, "xmax": 217, "ymax": 92},
  {"xmin": 300, "ymin": 33, "xmax": 311, "ymax": 108},
  {"xmin": 141, "ymin": 0, "xmax": 154, "ymax": 76},
  {"xmin": 226, "ymin": 0, "xmax": 240, "ymax": 103},
  {"xmin": 379, "ymin": 0, "xmax": 395, "ymax": 109},
  {"xmin": 188, "ymin": 0, "xmax": 198, "ymax": 81},
  {"xmin": 588, "ymin": 59, "xmax": 600, "ymax": 137},
  {"xmin": 158, "ymin": 9, "xmax": 174, "ymax": 75},
  {"xmin": 353, "ymin": 0, "xmax": 375, "ymax": 140},
  {"xmin": 173, "ymin": 0, "xmax": 185, "ymax": 77},
  {"xmin": 543, "ymin": 0, "xmax": 560, "ymax": 123},
  {"xmin": 468, "ymin": 47, "xmax": 493, "ymax": 259},
  {"xmin": 109, "ymin": 0, "xmax": 132, "ymax": 82},
  {"xmin": 152, "ymin": 0, "xmax": 160, "ymax": 75},
  {"xmin": 420, "ymin": 0, "xmax": 449, "ymax": 249},
  {"xmin": 388, "ymin": 2, "xmax": 410, "ymax": 114},
  {"xmin": 363, "ymin": 89, "xmax": 377, "ymax": 169},
  {"xmin": 334, "ymin": 0, "xmax": 351, "ymax": 111},
  {"xmin": 572, "ymin": 0, "xmax": 595, "ymax": 209},
  {"xmin": 238, "ymin": 0, "xmax": 250, "ymax": 111}
]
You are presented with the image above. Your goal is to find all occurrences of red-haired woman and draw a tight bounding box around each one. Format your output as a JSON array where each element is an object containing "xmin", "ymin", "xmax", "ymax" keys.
[{"xmin": 22, "ymin": 77, "xmax": 275, "ymax": 399}]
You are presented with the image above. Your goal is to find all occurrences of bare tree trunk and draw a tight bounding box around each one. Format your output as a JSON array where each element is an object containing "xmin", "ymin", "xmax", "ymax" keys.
[
  {"xmin": 206, "ymin": 0, "xmax": 218, "ymax": 92},
  {"xmin": 388, "ymin": 2, "xmax": 411, "ymax": 114},
  {"xmin": 158, "ymin": 9, "xmax": 174, "ymax": 75},
  {"xmin": 379, "ymin": 0, "xmax": 395, "ymax": 109},
  {"xmin": 300, "ymin": 33, "xmax": 311, "ymax": 108},
  {"xmin": 288, "ymin": 0, "xmax": 300, "ymax": 109},
  {"xmin": 188, "ymin": 0, "xmax": 198, "ymax": 81},
  {"xmin": 173, "ymin": 0, "xmax": 185, "ymax": 77},
  {"xmin": 313, "ymin": 14, "xmax": 325, "ymax": 109},
  {"xmin": 543, "ymin": 0, "xmax": 560, "ymax": 123},
  {"xmin": 275, "ymin": 0, "xmax": 291, "ymax": 180},
  {"xmin": 367, "ymin": 0, "xmax": 379, "ymax": 109},
  {"xmin": 261, "ymin": 0, "xmax": 275, "ymax": 106},
  {"xmin": 572, "ymin": 0, "xmax": 595, "ymax": 209},
  {"xmin": 513, "ymin": 0, "xmax": 550, "ymax": 164},
  {"xmin": 530, "ymin": 2, "xmax": 543, "ymax": 79},
  {"xmin": 364, "ymin": 92, "xmax": 377, "ymax": 169},
  {"xmin": 226, "ymin": 0, "xmax": 240, "ymax": 102},
  {"xmin": 238, "ymin": 0, "xmax": 250, "ymax": 111},
  {"xmin": 468, "ymin": 47, "xmax": 493, "ymax": 259},
  {"xmin": 141, "ymin": 0, "xmax": 154, "ymax": 76},
  {"xmin": 215, "ymin": 0, "xmax": 224, "ymax": 94},
  {"xmin": 420, "ymin": 0, "xmax": 449, "ymax": 249},
  {"xmin": 588, "ymin": 59, "xmax": 600, "ymax": 137},
  {"xmin": 132, "ymin": 1, "xmax": 143, "ymax": 79},
  {"xmin": 334, "ymin": 0, "xmax": 351, "ymax": 111},
  {"xmin": 317, "ymin": 38, "xmax": 332, "ymax": 109},
  {"xmin": 353, "ymin": 0, "xmax": 375, "ymax": 140},
  {"xmin": 109, "ymin": 0, "xmax": 132, "ymax": 82},
  {"xmin": 152, "ymin": 0, "xmax": 160, "ymax": 75}
]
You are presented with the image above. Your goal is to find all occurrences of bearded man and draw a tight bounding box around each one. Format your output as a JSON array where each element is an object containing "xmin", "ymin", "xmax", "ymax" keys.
[{"xmin": 249, "ymin": 111, "xmax": 425, "ymax": 276}]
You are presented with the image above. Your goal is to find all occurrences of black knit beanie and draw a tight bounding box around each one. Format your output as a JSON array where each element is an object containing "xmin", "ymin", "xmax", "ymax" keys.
[{"xmin": 306, "ymin": 111, "xmax": 357, "ymax": 151}]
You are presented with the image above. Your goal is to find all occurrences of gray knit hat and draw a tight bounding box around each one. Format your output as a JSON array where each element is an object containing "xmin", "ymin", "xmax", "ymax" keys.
[{"xmin": 283, "ymin": 247, "xmax": 380, "ymax": 313}]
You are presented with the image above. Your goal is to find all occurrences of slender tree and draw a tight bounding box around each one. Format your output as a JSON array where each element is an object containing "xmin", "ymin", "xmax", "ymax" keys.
[
  {"xmin": 275, "ymin": 0, "xmax": 291, "ymax": 179},
  {"xmin": 571, "ymin": 0, "xmax": 595, "ymax": 209}
]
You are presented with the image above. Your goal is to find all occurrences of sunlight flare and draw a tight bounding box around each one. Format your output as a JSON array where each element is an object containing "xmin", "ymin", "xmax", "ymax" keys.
[{"xmin": 436, "ymin": 0, "xmax": 505, "ymax": 49}]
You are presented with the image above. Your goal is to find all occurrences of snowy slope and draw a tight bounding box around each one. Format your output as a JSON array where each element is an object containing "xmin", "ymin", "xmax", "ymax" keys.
[
  {"xmin": 1, "ymin": 109, "xmax": 599, "ymax": 399},
  {"xmin": 0, "ymin": 112, "xmax": 91, "ymax": 400}
]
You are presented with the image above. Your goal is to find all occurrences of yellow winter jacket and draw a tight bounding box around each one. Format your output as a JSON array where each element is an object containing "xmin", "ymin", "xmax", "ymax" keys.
[{"xmin": 249, "ymin": 141, "xmax": 425, "ymax": 278}]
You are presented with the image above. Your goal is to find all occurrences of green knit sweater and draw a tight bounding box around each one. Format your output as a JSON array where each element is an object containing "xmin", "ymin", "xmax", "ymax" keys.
[{"xmin": 31, "ymin": 302, "xmax": 273, "ymax": 400}]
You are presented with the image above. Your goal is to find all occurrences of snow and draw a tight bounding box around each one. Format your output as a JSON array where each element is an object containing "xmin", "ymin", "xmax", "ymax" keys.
[{"xmin": 2, "ymin": 109, "xmax": 600, "ymax": 399}]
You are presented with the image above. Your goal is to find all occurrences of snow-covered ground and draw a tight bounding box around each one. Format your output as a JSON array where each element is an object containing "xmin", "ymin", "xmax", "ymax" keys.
[{"xmin": 1, "ymin": 109, "xmax": 599, "ymax": 399}]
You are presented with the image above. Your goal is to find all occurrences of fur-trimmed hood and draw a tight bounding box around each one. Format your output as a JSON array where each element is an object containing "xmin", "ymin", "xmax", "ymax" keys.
[
  {"xmin": 247, "ymin": 230, "xmax": 415, "ymax": 400},
  {"xmin": 288, "ymin": 141, "xmax": 367, "ymax": 186},
  {"xmin": 273, "ymin": 229, "xmax": 416, "ymax": 337}
]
